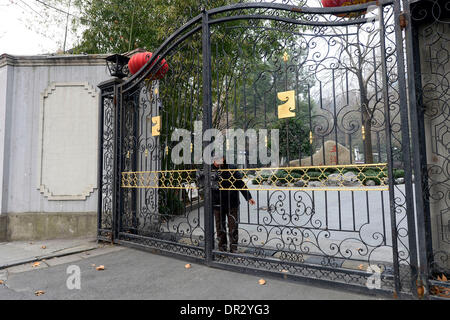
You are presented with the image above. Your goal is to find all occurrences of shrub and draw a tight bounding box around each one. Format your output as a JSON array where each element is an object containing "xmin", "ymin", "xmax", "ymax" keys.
[
  {"xmin": 290, "ymin": 172, "xmax": 302, "ymax": 180},
  {"xmin": 307, "ymin": 171, "xmax": 329, "ymax": 181},
  {"xmin": 394, "ymin": 169, "xmax": 405, "ymax": 179}
]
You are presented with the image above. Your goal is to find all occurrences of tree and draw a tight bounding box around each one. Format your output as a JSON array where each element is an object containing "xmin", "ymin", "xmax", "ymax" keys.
[
  {"xmin": 65, "ymin": 1, "xmax": 315, "ymax": 169},
  {"xmin": 332, "ymin": 12, "xmax": 389, "ymax": 164},
  {"xmin": 272, "ymin": 116, "xmax": 312, "ymax": 163},
  {"xmin": 209, "ymin": 17, "xmax": 315, "ymax": 166},
  {"xmin": 70, "ymin": 0, "xmax": 242, "ymax": 54},
  {"xmin": 9, "ymin": 0, "xmax": 78, "ymax": 53}
]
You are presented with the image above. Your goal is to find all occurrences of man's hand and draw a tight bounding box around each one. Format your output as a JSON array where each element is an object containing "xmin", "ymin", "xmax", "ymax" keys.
[{"xmin": 248, "ymin": 199, "xmax": 256, "ymax": 205}]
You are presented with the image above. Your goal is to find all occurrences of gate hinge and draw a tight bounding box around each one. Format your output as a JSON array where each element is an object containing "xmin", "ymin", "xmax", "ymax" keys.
[{"xmin": 399, "ymin": 12, "xmax": 407, "ymax": 30}]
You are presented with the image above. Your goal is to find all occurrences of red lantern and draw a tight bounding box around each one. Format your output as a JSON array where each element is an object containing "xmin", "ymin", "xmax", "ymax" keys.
[
  {"xmin": 128, "ymin": 51, "xmax": 169, "ymax": 80},
  {"xmin": 321, "ymin": 0, "xmax": 370, "ymax": 18}
]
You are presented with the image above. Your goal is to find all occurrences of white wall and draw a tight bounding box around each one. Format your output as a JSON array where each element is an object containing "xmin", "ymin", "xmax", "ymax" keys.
[{"xmin": 0, "ymin": 54, "xmax": 110, "ymax": 215}]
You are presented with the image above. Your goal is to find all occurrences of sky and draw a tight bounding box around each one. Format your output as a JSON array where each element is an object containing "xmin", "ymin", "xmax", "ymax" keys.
[
  {"xmin": 0, "ymin": 0, "xmax": 367, "ymax": 57},
  {"xmin": 0, "ymin": 0, "xmax": 77, "ymax": 55},
  {"xmin": 0, "ymin": 0, "xmax": 326, "ymax": 56}
]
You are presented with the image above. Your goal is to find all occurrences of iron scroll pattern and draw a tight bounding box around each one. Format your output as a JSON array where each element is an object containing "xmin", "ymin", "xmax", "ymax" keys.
[
  {"xmin": 411, "ymin": 0, "xmax": 450, "ymax": 279},
  {"xmin": 98, "ymin": 85, "xmax": 115, "ymax": 241},
  {"xmin": 208, "ymin": 3, "xmax": 410, "ymax": 292},
  {"xmin": 110, "ymin": 1, "xmax": 417, "ymax": 294},
  {"xmin": 145, "ymin": 0, "xmax": 393, "ymax": 38},
  {"xmin": 117, "ymin": 26, "xmax": 205, "ymax": 259}
]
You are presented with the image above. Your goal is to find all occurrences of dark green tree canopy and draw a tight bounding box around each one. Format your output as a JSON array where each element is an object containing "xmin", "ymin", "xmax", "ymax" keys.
[{"xmin": 72, "ymin": 0, "xmax": 241, "ymax": 54}]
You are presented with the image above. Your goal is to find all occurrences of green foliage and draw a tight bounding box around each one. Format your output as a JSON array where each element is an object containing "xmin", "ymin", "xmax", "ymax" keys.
[
  {"xmin": 271, "ymin": 116, "xmax": 312, "ymax": 162},
  {"xmin": 290, "ymin": 172, "xmax": 303, "ymax": 179},
  {"xmin": 252, "ymin": 173, "xmax": 271, "ymax": 184},
  {"xmin": 261, "ymin": 167, "xmax": 395, "ymax": 185},
  {"xmin": 158, "ymin": 189, "xmax": 184, "ymax": 216},
  {"xmin": 72, "ymin": 0, "xmax": 239, "ymax": 54},
  {"xmin": 306, "ymin": 171, "xmax": 329, "ymax": 181},
  {"xmin": 71, "ymin": 0, "xmax": 316, "ymax": 173},
  {"xmin": 270, "ymin": 170, "xmax": 287, "ymax": 182},
  {"xmin": 393, "ymin": 169, "xmax": 405, "ymax": 179}
]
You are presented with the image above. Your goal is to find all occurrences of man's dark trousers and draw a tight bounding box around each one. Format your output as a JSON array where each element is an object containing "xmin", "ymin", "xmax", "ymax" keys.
[{"xmin": 214, "ymin": 207, "xmax": 239, "ymax": 253}]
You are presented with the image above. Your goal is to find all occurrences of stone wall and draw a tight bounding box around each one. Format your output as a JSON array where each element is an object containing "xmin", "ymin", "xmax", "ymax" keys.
[{"xmin": 0, "ymin": 53, "xmax": 110, "ymax": 241}]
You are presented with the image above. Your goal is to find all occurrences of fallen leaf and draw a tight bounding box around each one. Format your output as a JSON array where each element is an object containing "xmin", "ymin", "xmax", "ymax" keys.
[
  {"xmin": 41, "ymin": 245, "xmax": 46, "ymax": 249},
  {"xmin": 258, "ymin": 279, "xmax": 266, "ymax": 285},
  {"xmin": 417, "ymin": 285, "xmax": 425, "ymax": 299},
  {"xmin": 34, "ymin": 290, "xmax": 45, "ymax": 296},
  {"xmin": 185, "ymin": 264, "xmax": 191, "ymax": 269},
  {"xmin": 431, "ymin": 285, "xmax": 442, "ymax": 294},
  {"xmin": 96, "ymin": 265, "xmax": 105, "ymax": 271},
  {"xmin": 32, "ymin": 262, "xmax": 40, "ymax": 268}
]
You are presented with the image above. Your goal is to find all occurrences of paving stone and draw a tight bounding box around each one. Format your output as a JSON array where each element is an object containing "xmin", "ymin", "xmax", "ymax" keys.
[
  {"xmin": 44, "ymin": 254, "xmax": 85, "ymax": 267},
  {"xmin": 0, "ymin": 270, "xmax": 8, "ymax": 281},
  {"xmin": 0, "ymin": 238, "xmax": 98, "ymax": 269},
  {"xmin": 7, "ymin": 261, "xmax": 48, "ymax": 274},
  {"xmin": 77, "ymin": 245, "xmax": 124, "ymax": 258}
]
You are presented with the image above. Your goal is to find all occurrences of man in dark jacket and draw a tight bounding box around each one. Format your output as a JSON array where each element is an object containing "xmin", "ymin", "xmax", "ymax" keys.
[{"xmin": 212, "ymin": 157, "xmax": 255, "ymax": 253}]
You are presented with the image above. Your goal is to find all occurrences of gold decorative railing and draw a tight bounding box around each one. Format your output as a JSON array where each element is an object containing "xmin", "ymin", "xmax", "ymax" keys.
[
  {"xmin": 219, "ymin": 163, "xmax": 389, "ymax": 192},
  {"xmin": 121, "ymin": 169, "xmax": 197, "ymax": 189},
  {"xmin": 121, "ymin": 163, "xmax": 389, "ymax": 192}
]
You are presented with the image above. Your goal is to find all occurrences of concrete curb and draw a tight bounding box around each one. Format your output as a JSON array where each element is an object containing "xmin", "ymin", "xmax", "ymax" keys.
[{"xmin": 0, "ymin": 244, "xmax": 99, "ymax": 270}]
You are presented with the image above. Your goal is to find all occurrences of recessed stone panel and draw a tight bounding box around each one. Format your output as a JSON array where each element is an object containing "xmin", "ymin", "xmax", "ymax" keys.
[{"xmin": 38, "ymin": 82, "xmax": 98, "ymax": 200}]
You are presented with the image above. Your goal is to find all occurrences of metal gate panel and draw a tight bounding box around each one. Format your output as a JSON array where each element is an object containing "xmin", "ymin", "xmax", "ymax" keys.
[
  {"xmin": 206, "ymin": 2, "xmax": 415, "ymax": 296},
  {"xmin": 115, "ymin": 18, "xmax": 206, "ymax": 260},
  {"xmin": 96, "ymin": 0, "xmax": 430, "ymax": 298}
]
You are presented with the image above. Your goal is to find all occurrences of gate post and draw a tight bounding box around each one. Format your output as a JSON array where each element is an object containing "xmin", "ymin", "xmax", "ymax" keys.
[
  {"xmin": 97, "ymin": 77, "xmax": 123, "ymax": 243},
  {"xmin": 392, "ymin": 0, "xmax": 420, "ymax": 298},
  {"xmin": 401, "ymin": 0, "xmax": 432, "ymax": 299},
  {"xmin": 378, "ymin": 4, "xmax": 401, "ymax": 295},
  {"xmin": 202, "ymin": 9, "xmax": 214, "ymax": 264}
]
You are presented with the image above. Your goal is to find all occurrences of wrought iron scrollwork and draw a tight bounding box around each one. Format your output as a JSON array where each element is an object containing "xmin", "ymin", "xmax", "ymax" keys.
[
  {"xmin": 96, "ymin": 0, "xmax": 438, "ymax": 297},
  {"xmin": 411, "ymin": 0, "xmax": 450, "ymax": 293}
]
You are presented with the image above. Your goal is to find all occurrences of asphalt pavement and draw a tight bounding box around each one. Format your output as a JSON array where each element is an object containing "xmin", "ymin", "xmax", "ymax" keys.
[{"xmin": 0, "ymin": 244, "xmax": 382, "ymax": 300}]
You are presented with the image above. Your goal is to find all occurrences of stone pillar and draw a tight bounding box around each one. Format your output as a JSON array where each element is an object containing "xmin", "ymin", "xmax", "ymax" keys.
[
  {"xmin": 0, "ymin": 59, "xmax": 14, "ymax": 241},
  {"xmin": 419, "ymin": 20, "xmax": 450, "ymax": 271}
]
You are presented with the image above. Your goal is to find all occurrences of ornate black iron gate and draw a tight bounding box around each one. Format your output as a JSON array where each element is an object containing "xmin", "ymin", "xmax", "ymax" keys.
[{"xmin": 97, "ymin": 0, "xmax": 449, "ymax": 299}]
